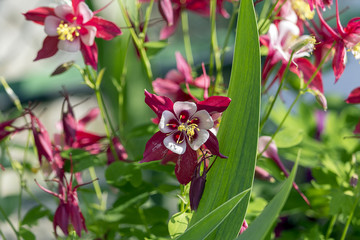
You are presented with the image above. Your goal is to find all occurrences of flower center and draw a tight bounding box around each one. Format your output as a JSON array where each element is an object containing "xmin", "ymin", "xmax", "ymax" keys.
[
  {"xmin": 350, "ymin": 42, "xmax": 360, "ymax": 60},
  {"xmin": 177, "ymin": 119, "xmax": 199, "ymax": 142},
  {"xmin": 57, "ymin": 21, "xmax": 81, "ymax": 41},
  {"xmin": 291, "ymin": 0, "xmax": 315, "ymax": 20}
]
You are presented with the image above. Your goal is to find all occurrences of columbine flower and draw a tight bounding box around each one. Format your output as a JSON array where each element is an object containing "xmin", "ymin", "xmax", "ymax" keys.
[
  {"xmin": 142, "ymin": 90, "xmax": 230, "ymax": 184},
  {"xmin": 24, "ymin": 0, "xmax": 121, "ymax": 69}
]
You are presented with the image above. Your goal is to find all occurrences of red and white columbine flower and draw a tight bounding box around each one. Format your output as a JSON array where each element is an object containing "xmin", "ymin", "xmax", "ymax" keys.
[
  {"xmin": 142, "ymin": 90, "xmax": 230, "ymax": 185},
  {"xmin": 24, "ymin": 0, "xmax": 121, "ymax": 69}
]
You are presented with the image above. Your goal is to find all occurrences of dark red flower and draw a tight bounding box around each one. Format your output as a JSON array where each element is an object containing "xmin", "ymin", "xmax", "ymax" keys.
[
  {"xmin": 141, "ymin": 90, "xmax": 230, "ymax": 185},
  {"xmin": 24, "ymin": 0, "xmax": 121, "ymax": 69}
]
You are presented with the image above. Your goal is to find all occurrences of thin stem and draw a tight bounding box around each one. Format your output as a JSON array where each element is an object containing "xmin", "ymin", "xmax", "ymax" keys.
[
  {"xmin": 258, "ymin": 0, "xmax": 280, "ymax": 33},
  {"xmin": 0, "ymin": 205, "xmax": 19, "ymax": 239},
  {"xmin": 210, "ymin": 0, "xmax": 223, "ymax": 92},
  {"xmin": 118, "ymin": 0, "xmax": 153, "ymax": 85},
  {"xmin": 325, "ymin": 215, "xmax": 337, "ymax": 239},
  {"xmin": 258, "ymin": 44, "xmax": 334, "ymax": 158},
  {"xmin": 260, "ymin": 52, "xmax": 295, "ymax": 131},
  {"xmin": 140, "ymin": 0, "xmax": 154, "ymax": 43},
  {"xmin": 340, "ymin": 196, "xmax": 359, "ymax": 240},
  {"xmin": 181, "ymin": 11, "xmax": 194, "ymax": 68},
  {"xmin": 89, "ymin": 167, "xmax": 105, "ymax": 210},
  {"xmin": 220, "ymin": 1, "xmax": 240, "ymax": 66}
]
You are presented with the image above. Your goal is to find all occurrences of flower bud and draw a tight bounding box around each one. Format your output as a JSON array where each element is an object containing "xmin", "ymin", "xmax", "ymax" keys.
[
  {"xmin": 189, "ymin": 165, "xmax": 206, "ymax": 211},
  {"xmin": 350, "ymin": 174, "xmax": 358, "ymax": 188}
]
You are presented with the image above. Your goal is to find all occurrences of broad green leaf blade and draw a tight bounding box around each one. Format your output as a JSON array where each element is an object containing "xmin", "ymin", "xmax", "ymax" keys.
[
  {"xmin": 189, "ymin": 0, "xmax": 261, "ymax": 238},
  {"xmin": 237, "ymin": 152, "xmax": 301, "ymax": 240},
  {"xmin": 177, "ymin": 189, "xmax": 250, "ymax": 240}
]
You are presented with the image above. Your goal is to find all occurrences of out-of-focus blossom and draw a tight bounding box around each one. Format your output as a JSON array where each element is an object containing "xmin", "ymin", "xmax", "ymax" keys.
[
  {"xmin": 315, "ymin": 0, "xmax": 360, "ymax": 82},
  {"xmin": 106, "ymin": 137, "xmax": 129, "ymax": 165},
  {"xmin": 255, "ymin": 166, "xmax": 275, "ymax": 182},
  {"xmin": 315, "ymin": 110, "xmax": 326, "ymax": 140},
  {"xmin": 139, "ymin": 0, "xmax": 231, "ymax": 39},
  {"xmin": 239, "ymin": 220, "xmax": 248, "ymax": 234},
  {"xmin": 141, "ymin": 90, "xmax": 230, "ymax": 184},
  {"xmin": 24, "ymin": 0, "xmax": 122, "ymax": 69},
  {"xmin": 258, "ymin": 136, "xmax": 310, "ymax": 206},
  {"xmin": 153, "ymin": 52, "xmax": 210, "ymax": 102},
  {"xmin": 35, "ymin": 163, "xmax": 96, "ymax": 237}
]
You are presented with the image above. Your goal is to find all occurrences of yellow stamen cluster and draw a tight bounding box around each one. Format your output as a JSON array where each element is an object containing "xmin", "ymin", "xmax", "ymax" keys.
[
  {"xmin": 291, "ymin": 0, "xmax": 315, "ymax": 20},
  {"xmin": 57, "ymin": 21, "xmax": 81, "ymax": 41},
  {"xmin": 177, "ymin": 121, "xmax": 199, "ymax": 142},
  {"xmin": 350, "ymin": 42, "xmax": 360, "ymax": 60}
]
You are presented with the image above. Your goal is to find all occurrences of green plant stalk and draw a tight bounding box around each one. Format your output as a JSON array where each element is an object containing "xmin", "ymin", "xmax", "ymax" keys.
[
  {"xmin": 210, "ymin": 0, "xmax": 224, "ymax": 92},
  {"xmin": 258, "ymin": 43, "xmax": 334, "ymax": 157},
  {"xmin": 89, "ymin": 166, "xmax": 105, "ymax": 210},
  {"xmin": 220, "ymin": 1, "xmax": 240, "ymax": 66},
  {"xmin": 0, "ymin": 204, "xmax": 19, "ymax": 239},
  {"xmin": 140, "ymin": 0, "xmax": 154, "ymax": 43},
  {"xmin": 181, "ymin": 11, "xmax": 194, "ymax": 68},
  {"xmin": 118, "ymin": 0, "xmax": 153, "ymax": 85},
  {"xmin": 0, "ymin": 229, "xmax": 6, "ymax": 239},
  {"xmin": 326, "ymin": 214, "xmax": 337, "ymax": 239},
  {"xmin": 260, "ymin": 51, "xmax": 295, "ymax": 131},
  {"xmin": 258, "ymin": 0, "xmax": 280, "ymax": 33},
  {"xmin": 340, "ymin": 195, "xmax": 360, "ymax": 240}
]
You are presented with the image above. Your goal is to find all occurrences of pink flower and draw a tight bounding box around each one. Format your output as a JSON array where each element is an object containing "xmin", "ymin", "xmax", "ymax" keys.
[
  {"xmin": 35, "ymin": 164, "xmax": 96, "ymax": 237},
  {"xmin": 153, "ymin": 52, "xmax": 210, "ymax": 102},
  {"xmin": 142, "ymin": 90, "xmax": 230, "ymax": 184},
  {"xmin": 24, "ymin": 0, "xmax": 121, "ymax": 69}
]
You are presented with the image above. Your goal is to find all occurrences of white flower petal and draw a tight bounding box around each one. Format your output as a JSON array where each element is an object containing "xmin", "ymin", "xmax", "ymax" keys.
[
  {"xmin": 164, "ymin": 134, "xmax": 186, "ymax": 154},
  {"xmin": 58, "ymin": 37, "xmax": 80, "ymax": 52},
  {"xmin": 78, "ymin": 2, "xmax": 94, "ymax": 23},
  {"xmin": 55, "ymin": 4, "xmax": 73, "ymax": 20},
  {"xmin": 80, "ymin": 26, "xmax": 97, "ymax": 46},
  {"xmin": 188, "ymin": 129, "xmax": 209, "ymax": 151},
  {"xmin": 44, "ymin": 16, "xmax": 61, "ymax": 36},
  {"xmin": 159, "ymin": 110, "xmax": 177, "ymax": 133},
  {"xmin": 278, "ymin": 21, "xmax": 299, "ymax": 44},
  {"xmin": 173, "ymin": 102, "xmax": 197, "ymax": 120},
  {"xmin": 191, "ymin": 110, "xmax": 214, "ymax": 130}
]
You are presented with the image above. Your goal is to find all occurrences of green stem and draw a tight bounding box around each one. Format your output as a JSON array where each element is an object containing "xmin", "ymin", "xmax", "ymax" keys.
[
  {"xmin": 340, "ymin": 196, "xmax": 359, "ymax": 240},
  {"xmin": 258, "ymin": 43, "xmax": 334, "ymax": 158},
  {"xmin": 260, "ymin": 52, "xmax": 294, "ymax": 131},
  {"xmin": 140, "ymin": 0, "xmax": 154, "ymax": 43},
  {"xmin": 118, "ymin": 0, "xmax": 153, "ymax": 86},
  {"xmin": 220, "ymin": 1, "xmax": 240, "ymax": 66},
  {"xmin": 0, "ymin": 205, "xmax": 19, "ymax": 239},
  {"xmin": 181, "ymin": 11, "xmax": 194, "ymax": 68},
  {"xmin": 210, "ymin": 0, "xmax": 223, "ymax": 92},
  {"xmin": 258, "ymin": 0, "xmax": 280, "ymax": 33},
  {"xmin": 326, "ymin": 215, "xmax": 337, "ymax": 239},
  {"xmin": 89, "ymin": 167, "xmax": 105, "ymax": 210},
  {"xmin": 0, "ymin": 228, "xmax": 6, "ymax": 240}
]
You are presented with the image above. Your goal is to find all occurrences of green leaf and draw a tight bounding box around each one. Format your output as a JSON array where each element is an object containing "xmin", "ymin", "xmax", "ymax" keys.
[
  {"xmin": 105, "ymin": 161, "xmax": 142, "ymax": 187},
  {"xmin": 177, "ymin": 189, "xmax": 250, "ymax": 240},
  {"xmin": 22, "ymin": 205, "xmax": 50, "ymax": 226},
  {"xmin": 237, "ymin": 151, "xmax": 300, "ymax": 240},
  {"xmin": 168, "ymin": 212, "xmax": 193, "ymax": 239},
  {"xmin": 61, "ymin": 149, "xmax": 103, "ymax": 173},
  {"xmin": 19, "ymin": 227, "xmax": 35, "ymax": 240},
  {"xmin": 189, "ymin": 0, "xmax": 261, "ymax": 238},
  {"xmin": 273, "ymin": 128, "xmax": 304, "ymax": 148}
]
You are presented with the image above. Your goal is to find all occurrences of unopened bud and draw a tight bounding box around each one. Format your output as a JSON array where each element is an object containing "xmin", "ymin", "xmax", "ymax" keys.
[
  {"xmin": 350, "ymin": 174, "xmax": 358, "ymax": 188},
  {"xmin": 291, "ymin": 35, "xmax": 316, "ymax": 56},
  {"xmin": 189, "ymin": 166, "xmax": 206, "ymax": 211},
  {"xmin": 315, "ymin": 91, "xmax": 328, "ymax": 111}
]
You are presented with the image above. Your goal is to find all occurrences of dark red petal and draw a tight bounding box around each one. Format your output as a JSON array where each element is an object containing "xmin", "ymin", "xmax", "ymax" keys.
[
  {"xmin": 78, "ymin": 108, "xmax": 100, "ymax": 130},
  {"xmin": 293, "ymin": 58, "xmax": 323, "ymax": 93},
  {"xmin": 354, "ymin": 120, "xmax": 360, "ymax": 134},
  {"xmin": 175, "ymin": 52, "xmax": 192, "ymax": 82},
  {"xmin": 160, "ymin": 7, "xmax": 180, "ymax": 39},
  {"xmin": 80, "ymin": 42, "xmax": 98, "ymax": 70},
  {"xmin": 53, "ymin": 203, "xmax": 69, "ymax": 237},
  {"xmin": 159, "ymin": 0, "xmax": 174, "ymax": 26},
  {"xmin": 23, "ymin": 7, "xmax": 55, "ymax": 25},
  {"xmin": 197, "ymin": 96, "xmax": 231, "ymax": 115},
  {"xmin": 332, "ymin": 41, "xmax": 346, "ymax": 83},
  {"xmin": 86, "ymin": 16, "xmax": 122, "ymax": 40},
  {"xmin": 144, "ymin": 90, "xmax": 174, "ymax": 119},
  {"xmin": 141, "ymin": 131, "xmax": 168, "ymax": 163},
  {"xmin": 75, "ymin": 130, "xmax": 104, "ymax": 147},
  {"xmin": 174, "ymin": 146, "xmax": 198, "ymax": 185},
  {"xmin": 204, "ymin": 130, "xmax": 227, "ymax": 158},
  {"xmin": 69, "ymin": 200, "xmax": 84, "ymax": 237},
  {"xmin": 34, "ymin": 36, "xmax": 59, "ymax": 61},
  {"xmin": 189, "ymin": 165, "xmax": 206, "ymax": 210},
  {"xmin": 346, "ymin": 87, "xmax": 360, "ymax": 104}
]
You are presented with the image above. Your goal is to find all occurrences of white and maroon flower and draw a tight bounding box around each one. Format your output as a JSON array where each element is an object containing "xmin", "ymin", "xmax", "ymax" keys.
[
  {"xmin": 142, "ymin": 90, "xmax": 230, "ymax": 184},
  {"xmin": 24, "ymin": 0, "xmax": 121, "ymax": 69}
]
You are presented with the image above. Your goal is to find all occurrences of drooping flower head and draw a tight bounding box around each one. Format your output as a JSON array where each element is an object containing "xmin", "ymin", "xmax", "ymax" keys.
[
  {"xmin": 142, "ymin": 90, "xmax": 230, "ymax": 184},
  {"xmin": 24, "ymin": 0, "xmax": 122, "ymax": 69}
]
